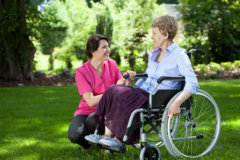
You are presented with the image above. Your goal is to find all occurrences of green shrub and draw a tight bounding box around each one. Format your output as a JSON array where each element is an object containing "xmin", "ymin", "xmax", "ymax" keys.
[
  {"xmin": 221, "ymin": 62, "xmax": 233, "ymax": 71},
  {"xmin": 194, "ymin": 64, "xmax": 210, "ymax": 75},
  {"xmin": 233, "ymin": 60, "xmax": 240, "ymax": 69},
  {"xmin": 209, "ymin": 62, "xmax": 223, "ymax": 72}
]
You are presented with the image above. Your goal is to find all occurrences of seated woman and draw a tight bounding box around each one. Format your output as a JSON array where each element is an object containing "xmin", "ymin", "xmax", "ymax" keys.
[
  {"xmin": 85, "ymin": 15, "xmax": 199, "ymax": 149},
  {"xmin": 68, "ymin": 34, "xmax": 128, "ymax": 149}
]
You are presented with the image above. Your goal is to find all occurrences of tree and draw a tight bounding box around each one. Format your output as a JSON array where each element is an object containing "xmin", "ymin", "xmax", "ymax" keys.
[
  {"xmin": 37, "ymin": 1, "xmax": 68, "ymax": 70},
  {"xmin": 96, "ymin": 6, "xmax": 113, "ymax": 43},
  {"xmin": 55, "ymin": 0, "xmax": 96, "ymax": 66},
  {"xmin": 0, "ymin": 0, "xmax": 42, "ymax": 81},
  {"xmin": 178, "ymin": 0, "xmax": 240, "ymax": 64}
]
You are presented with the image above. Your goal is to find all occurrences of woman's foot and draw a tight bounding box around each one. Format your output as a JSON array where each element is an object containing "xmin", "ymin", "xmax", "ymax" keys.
[
  {"xmin": 99, "ymin": 137, "xmax": 122, "ymax": 151},
  {"xmin": 84, "ymin": 134, "xmax": 102, "ymax": 144}
]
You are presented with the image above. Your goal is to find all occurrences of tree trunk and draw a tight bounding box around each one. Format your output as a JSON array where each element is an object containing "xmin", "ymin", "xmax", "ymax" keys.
[{"xmin": 0, "ymin": 0, "xmax": 36, "ymax": 81}]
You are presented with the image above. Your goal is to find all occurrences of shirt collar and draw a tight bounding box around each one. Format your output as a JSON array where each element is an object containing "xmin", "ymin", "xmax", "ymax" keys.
[
  {"xmin": 152, "ymin": 48, "xmax": 162, "ymax": 54},
  {"xmin": 166, "ymin": 42, "xmax": 177, "ymax": 54}
]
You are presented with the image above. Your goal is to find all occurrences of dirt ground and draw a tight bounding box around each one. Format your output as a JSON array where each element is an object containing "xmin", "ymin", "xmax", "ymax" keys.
[
  {"xmin": 1, "ymin": 73, "xmax": 239, "ymax": 88},
  {"xmin": 0, "ymin": 74, "xmax": 75, "ymax": 87}
]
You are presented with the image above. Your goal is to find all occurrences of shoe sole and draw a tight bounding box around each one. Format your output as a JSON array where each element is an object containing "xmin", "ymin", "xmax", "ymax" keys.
[
  {"xmin": 85, "ymin": 137, "xmax": 100, "ymax": 144},
  {"xmin": 99, "ymin": 141, "xmax": 121, "ymax": 152}
]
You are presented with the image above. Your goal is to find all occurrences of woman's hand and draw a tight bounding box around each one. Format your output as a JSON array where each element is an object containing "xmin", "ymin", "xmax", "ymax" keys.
[
  {"xmin": 167, "ymin": 100, "xmax": 181, "ymax": 118},
  {"xmin": 167, "ymin": 90, "xmax": 192, "ymax": 118},
  {"xmin": 120, "ymin": 70, "xmax": 136, "ymax": 86},
  {"xmin": 123, "ymin": 70, "xmax": 136, "ymax": 80},
  {"xmin": 117, "ymin": 78, "xmax": 126, "ymax": 85}
]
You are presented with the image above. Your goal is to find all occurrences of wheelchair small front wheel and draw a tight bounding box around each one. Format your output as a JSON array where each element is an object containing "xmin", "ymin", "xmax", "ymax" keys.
[{"xmin": 140, "ymin": 144, "xmax": 160, "ymax": 160}]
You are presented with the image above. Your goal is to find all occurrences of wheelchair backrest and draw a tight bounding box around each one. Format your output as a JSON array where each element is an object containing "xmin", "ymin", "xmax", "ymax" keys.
[{"xmin": 152, "ymin": 89, "xmax": 180, "ymax": 109}]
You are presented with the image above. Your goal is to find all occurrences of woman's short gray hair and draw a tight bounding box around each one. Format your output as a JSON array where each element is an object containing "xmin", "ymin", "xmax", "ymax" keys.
[{"xmin": 152, "ymin": 15, "xmax": 178, "ymax": 41}]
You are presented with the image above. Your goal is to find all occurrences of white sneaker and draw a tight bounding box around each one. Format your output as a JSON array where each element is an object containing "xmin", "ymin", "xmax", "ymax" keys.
[
  {"xmin": 99, "ymin": 137, "xmax": 122, "ymax": 151},
  {"xmin": 85, "ymin": 134, "xmax": 101, "ymax": 144}
]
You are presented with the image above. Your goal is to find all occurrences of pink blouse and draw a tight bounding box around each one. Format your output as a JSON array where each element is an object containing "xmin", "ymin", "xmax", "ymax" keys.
[{"xmin": 74, "ymin": 59, "xmax": 122, "ymax": 116}]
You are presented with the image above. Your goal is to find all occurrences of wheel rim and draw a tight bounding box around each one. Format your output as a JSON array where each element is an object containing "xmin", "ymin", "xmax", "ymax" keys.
[
  {"xmin": 165, "ymin": 90, "xmax": 221, "ymax": 158},
  {"xmin": 144, "ymin": 148, "xmax": 158, "ymax": 159},
  {"xmin": 140, "ymin": 144, "xmax": 160, "ymax": 160}
]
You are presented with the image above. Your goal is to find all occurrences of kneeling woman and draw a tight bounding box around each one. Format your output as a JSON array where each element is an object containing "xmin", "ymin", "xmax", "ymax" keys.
[
  {"xmin": 68, "ymin": 34, "xmax": 128, "ymax": 149},
  {"xmin": 85, "ymin": 15, "xmax": 199, "ymax": 148}
]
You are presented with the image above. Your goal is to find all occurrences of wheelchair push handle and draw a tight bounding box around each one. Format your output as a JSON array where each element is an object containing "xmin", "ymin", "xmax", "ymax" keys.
[
  {"xmin": 123, "ymin": 73, "xmax": 148, "ymax": 80},
  {"xmin": 188, "ymin": 49, "xmax": 205, "ymax": 55},
  {"xmin": 187, "ymin": 49, "xmax": 206, "ymax": 59}
]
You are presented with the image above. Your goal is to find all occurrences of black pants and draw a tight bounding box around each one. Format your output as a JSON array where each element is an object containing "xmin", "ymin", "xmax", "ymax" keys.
[{"xmin": 68, "ymin": 112, "xmax": 100, "ymax": 149}]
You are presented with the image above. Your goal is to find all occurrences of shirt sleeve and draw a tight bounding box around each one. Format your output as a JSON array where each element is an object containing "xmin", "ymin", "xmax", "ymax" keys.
[
  {"xmin": 177, "ymin": 51, "xmax": 199, "ymax": 94},
  {"xmin": 75, "ymin": 68, "xmax": 93, "ymax": 96}
]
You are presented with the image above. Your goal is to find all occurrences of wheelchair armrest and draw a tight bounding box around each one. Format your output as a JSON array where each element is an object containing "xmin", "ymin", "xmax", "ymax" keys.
[
  {"xmin": 123, "ymin": 74, "xmax": 148, "ymax": 80},
  {"xmin": 157, "ymin": 76, "xmax": 185, "ymax": 84}
]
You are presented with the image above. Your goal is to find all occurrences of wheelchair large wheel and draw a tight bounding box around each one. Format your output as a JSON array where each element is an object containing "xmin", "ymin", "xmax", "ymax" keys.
[
  {"xmin": 140, "ymin": 144, "xmax": 160, "ymax": 160},
  {"xmin": 161, "ymin": 89, "xmax": 221, "ymax": 158}
]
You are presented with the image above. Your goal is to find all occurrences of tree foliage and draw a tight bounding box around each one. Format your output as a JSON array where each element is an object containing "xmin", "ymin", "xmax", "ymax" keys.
[
  {"xmin": 56, "ymin": 0, "xmax": 96, "ymax": 67},
  {"xmin": 178, "ymin": 0, "xmax": 240, "ymax": 64},
  {"xmin": 48, "ymin": 0, "xmax": 165, "ymax": 70},
  {"xmin": 92, "ymin": 0, "xmax": 165, "ymax": 70},
  {"xmin": 36, "ymin": 1, "xmax": 68, "ymax": 70}
]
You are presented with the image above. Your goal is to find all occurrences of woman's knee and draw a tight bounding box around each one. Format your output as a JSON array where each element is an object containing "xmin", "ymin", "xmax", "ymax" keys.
[
  {"xmin": 68, "ymin": 124, "xmax": 87, "ymax": 142},
  {"xmin": 68, "ymin": 115, "xmax": 89, "ymax": 142},
  {"xmin": 107, "ymin": 85, "xmax": 124, "ymax": 94}
]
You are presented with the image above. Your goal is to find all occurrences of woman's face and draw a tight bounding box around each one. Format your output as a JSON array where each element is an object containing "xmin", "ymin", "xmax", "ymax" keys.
[
  {"xmin": 151, "ymin": 27, "xmax": 168, "ymax": 48},
  {"xmin": 92, "ymin": 40, "xmax": 110, "ymax": 61}
]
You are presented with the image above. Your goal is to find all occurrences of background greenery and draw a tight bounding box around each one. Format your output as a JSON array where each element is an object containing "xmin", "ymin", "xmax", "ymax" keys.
[
  {"xmin": 1, "ymin": 1, "xmax": 239, "ymax": 159},
  {"xmin": 1, "ymin": 0, "xmax": 240, "ymax": 80},
  {"xmin": 0, "ymin": 80, "xmax": 239, "ymax": 160}
]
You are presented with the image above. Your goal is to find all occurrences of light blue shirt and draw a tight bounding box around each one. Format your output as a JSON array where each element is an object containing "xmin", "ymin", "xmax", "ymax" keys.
[{"xmin": 135, "ymin": 43, "xmax": 199, "ymax": 94}]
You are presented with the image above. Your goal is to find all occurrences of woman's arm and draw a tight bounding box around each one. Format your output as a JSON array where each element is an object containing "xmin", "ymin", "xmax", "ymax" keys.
[
  {"xmin": 168, "ymin": 50, "xmax": 198, "ymax": 118},
  {"xmin": 167, "ymin": 90, "xmax": 191, "ymax": 118},
  {"xmin": 82, "ymin": 92, "xmax": 103, "ymax": 108}
]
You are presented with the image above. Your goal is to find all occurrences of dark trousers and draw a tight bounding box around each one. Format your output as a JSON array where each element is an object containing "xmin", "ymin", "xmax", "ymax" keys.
[{"xmin": 68, "ymin": 112, "xmax": 100, "ymax": 149}]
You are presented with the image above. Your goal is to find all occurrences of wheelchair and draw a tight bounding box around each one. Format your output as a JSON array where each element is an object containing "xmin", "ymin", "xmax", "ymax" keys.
[{"xmin": 91, "ymin": 49, "xmax": 221, "ymax": 160}]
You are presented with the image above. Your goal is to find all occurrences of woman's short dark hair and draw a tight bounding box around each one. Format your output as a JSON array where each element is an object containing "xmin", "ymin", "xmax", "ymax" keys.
[{"xmin": 85, "ymin": 34, "xmax": 109, "ymax": 59}]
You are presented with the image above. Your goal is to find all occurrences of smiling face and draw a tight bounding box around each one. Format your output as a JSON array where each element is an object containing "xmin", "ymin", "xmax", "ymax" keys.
[
  {"xmin": 151, "ymin": 27, "xmax": 168, "ymax": 48},
  {"xmin": 92, "ymin": 40, "xmax": 110, "ymax": 61}
]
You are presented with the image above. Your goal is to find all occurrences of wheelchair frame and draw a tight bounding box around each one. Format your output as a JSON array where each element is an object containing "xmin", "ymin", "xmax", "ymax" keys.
[
  {"xmin": 120, "ymin": 76, "xmax": 221, "ymax": 160},
  {"xmin": 92, "ymin": 49, "xmax": 221, "ymax": 160}
]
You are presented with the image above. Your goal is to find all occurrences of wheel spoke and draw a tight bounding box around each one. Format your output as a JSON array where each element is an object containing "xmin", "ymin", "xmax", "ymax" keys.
[{"xmin": 162, "ymin": 90, "xmax": 221, "ymax": 158}]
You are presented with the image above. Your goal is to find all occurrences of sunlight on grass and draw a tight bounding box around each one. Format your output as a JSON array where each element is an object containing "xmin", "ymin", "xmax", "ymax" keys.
[
  {"xmin": 229, "ymin": 94, "xmax": 240, "ymax": 98},
  {"xmin": 18, "ymin": 154, "xmax": 40, "ymax": 160},
  {"xmin": 222, "ymin": 119, "xmax": 240, "ymax": 128},
  {"xmin": 55, "ymin": 124, "xmax": 69, "ymax": 134},
  {"xmin": 0, "ymin": 149, "xmax": 9, "ymax": 154},
  {"xmin": 16, "ymin": 138, "xmax": 39, "ymax": 147}
]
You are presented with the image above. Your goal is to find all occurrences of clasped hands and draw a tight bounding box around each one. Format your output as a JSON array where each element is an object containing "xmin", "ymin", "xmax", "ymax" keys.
[{"xmin": 117, "ymin": 70, "xmax": 136, "ymax": 86}]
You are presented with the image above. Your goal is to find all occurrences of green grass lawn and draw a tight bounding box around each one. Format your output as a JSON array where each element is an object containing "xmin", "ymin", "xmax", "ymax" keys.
[{"xmin": 0, "ymin": 80, "xmax": 240, "ymax": 160}]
